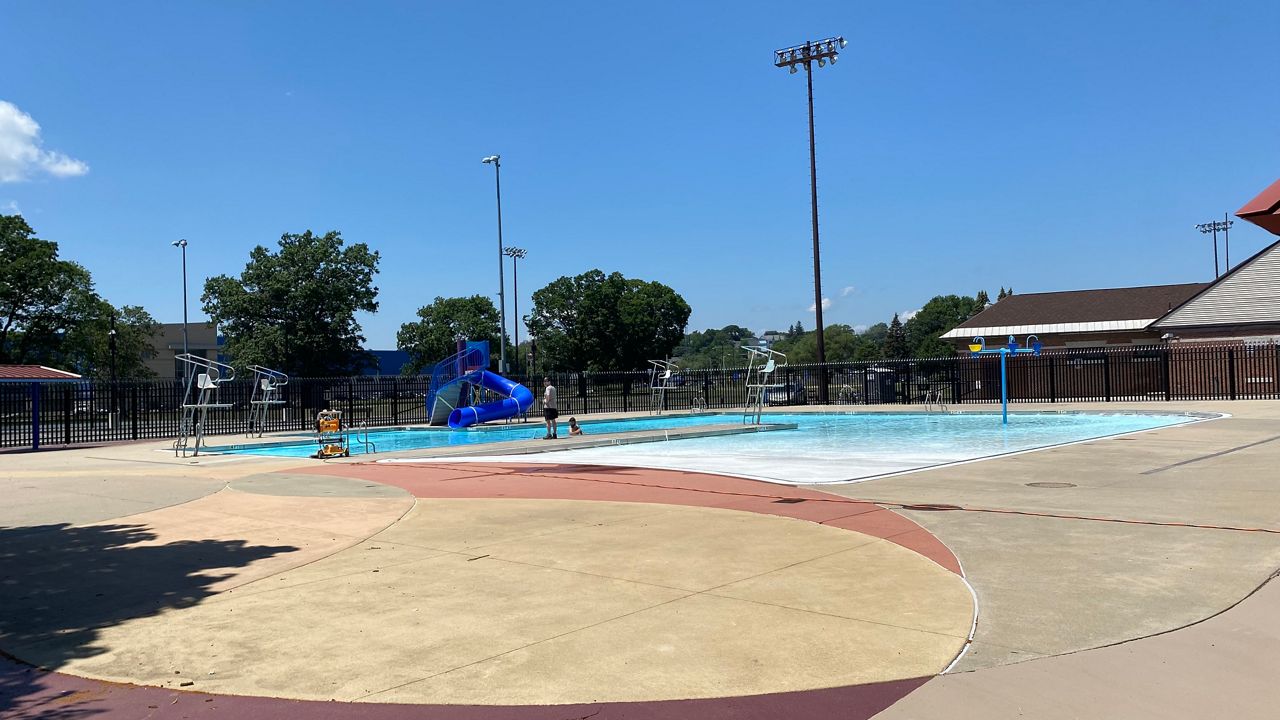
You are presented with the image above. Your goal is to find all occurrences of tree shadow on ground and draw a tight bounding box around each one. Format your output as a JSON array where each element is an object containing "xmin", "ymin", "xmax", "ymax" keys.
[{"xmin": 0, "ymin": 522, "xmax": 297, "ymax": 719}]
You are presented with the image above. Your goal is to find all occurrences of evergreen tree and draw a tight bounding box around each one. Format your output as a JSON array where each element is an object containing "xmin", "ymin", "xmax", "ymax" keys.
[
  {"xmin": 975, "ymin": 290, "xmax": 990, "ymax": 308},
  {"xmin": 884, "ymin": 314, "xmax": 909, "ymax": 359},
  {"xmin": 997, "ymin": 287, "xmax": 1008, "ymax": 301}
]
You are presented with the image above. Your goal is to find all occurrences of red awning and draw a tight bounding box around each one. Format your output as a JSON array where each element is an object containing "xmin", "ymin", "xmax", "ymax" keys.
[
  {"xmin": 0, "ymin": 365, "xmax": 83, "ymax": 382},
  {"xmin": 1237, "ymin": 178, "xmax": 1280, "ymax": 236}
]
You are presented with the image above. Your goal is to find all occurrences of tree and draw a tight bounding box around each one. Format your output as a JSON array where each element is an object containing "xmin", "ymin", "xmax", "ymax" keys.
[
  {"xmin": 66, "ymin": 302, "xmax": 160, "ymax": 380},
  {"xmin": 397, "ymin": 295, "xmax": 503, "ymax": 374},
  {"xmin": 787, "ymin": 321, "xmax": 805, "ymax": 340},
  {"xmin": 526, "ymin": 270, "xmax": 690, "ymax": 371},
  {"xmin": 202, "ymin": 230, "xmax": 380, "ymax": 376},
  {"xmin": 0, "ymin": 214, "xmax": 99, "ymax": 366},
  {"xmin": 884, "ymin": 314, "xmax": 909, "ymax": 359},
  {"xmin": 975, "ymin": 290, "xmax": 990, "ymax": 309},
  {"xmin": 674, "ymin": 324, "xmax": 758, "ymax": 369},
  {"xmin": 905, "ymin": 294, "xmax": 984, "ymax": 357},
  {"xmin": 997, "ymin": 287, "xmax": 1007, "ymax": 301}
]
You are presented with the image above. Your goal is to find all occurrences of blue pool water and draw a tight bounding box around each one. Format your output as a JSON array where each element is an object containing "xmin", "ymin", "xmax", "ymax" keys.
[{"xmin": 214, "ymin": 412, "xmax": 1204, "ymax": 484}]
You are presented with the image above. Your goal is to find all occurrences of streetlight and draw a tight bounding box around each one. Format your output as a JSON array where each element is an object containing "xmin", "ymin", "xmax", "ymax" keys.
[
  {"xmin": 775, "ymin": 35, "xmax": 846, "ymax": 404},
  {"xmin": 108, "ymin": 311, "xmax": 118, "ymax": 420},
  {"xmin": 171, "ymin": 239, "xmax": 189, "ymax": 377},
  {"xmin": 482, "ymin": 155, "xmax": 507, "ymax": 373},
  {"xmin": 1195, "ymin": 219, "xmax": 1231, "ymax": 278},
  {"xmin": 503, "ymin": 246, "xmax": 527, "ymax": 376}
]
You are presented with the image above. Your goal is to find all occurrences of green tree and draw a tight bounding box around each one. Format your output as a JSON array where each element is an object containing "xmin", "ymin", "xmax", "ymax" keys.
[
  {"xmin": 785, "ymin": 324, "xmax": 866, "ymax": 363},
  {"xmin": 202, "ymin": 230, "xmax": 380, "ymax": 376},
  {"xmin": 397, "ymin": 295, "xmax": 503, "ymax": 374},
  {"xmin": 0, "ymin": 214, "xmax": 99, "ymax": 365},
  {"xmin": 673, "ymin": 324, "xmax": 757, "ymax": 369},
  {"xmin": 884, "ymin": 314, "xmax": 909, "ymax": 359},
  {"xmin": 67, "ymin": 302, "xmax": 160, "ymax": 380},
  {"xmin": 526, "ymin": 270, "xmax": 690, "ymax": 371},
  {"xmin": 904, "ymin": 294, "xmax": 984, "ymax": 357},
  {"xmin": 975, "ymin": 290, "xmax": 990, "ymax": 309}
]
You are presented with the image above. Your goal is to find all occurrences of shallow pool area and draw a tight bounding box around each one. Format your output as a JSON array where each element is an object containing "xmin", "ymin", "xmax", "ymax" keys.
[{"xmin": 376, "ymin": 411, "xmax": 1209, "ymax": 484}]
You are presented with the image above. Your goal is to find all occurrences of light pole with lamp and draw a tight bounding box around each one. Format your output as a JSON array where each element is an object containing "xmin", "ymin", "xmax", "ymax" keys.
[
  {"xmin": 171, "ymin": 239, "xmax": 189, "ymax": 378},
  {"xmin": 503, "ymin": 246, "xmax": 527, "ymax": 376},
  {"xmin": 108, "ymin": 312, "xmax": 118, "ymax": 424},
  {"xmin": 482, "ymin": 155, "xmax": 508, "ymax": 373},
  {"xmin": 775, "ymin": 35, "xmax": 845, "ymax": 404}
]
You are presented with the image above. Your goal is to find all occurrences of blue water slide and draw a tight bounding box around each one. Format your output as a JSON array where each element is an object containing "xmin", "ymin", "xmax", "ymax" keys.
[{"xmin": 447, "ymin": 371, "xmax": 534, "ymax": 429}]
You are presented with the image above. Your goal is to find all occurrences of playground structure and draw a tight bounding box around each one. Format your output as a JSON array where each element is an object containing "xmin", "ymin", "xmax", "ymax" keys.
[
  {"xmin": 742, "ymin": 344, "xmax": 788, "ymax": 425},
  {"xmin": 246, "ymin": 365, "xmax": 288, "ymax": 438},
  {"xmin": 968, "ymin": 334, "xmax": 1043, "ymax": 424},
  {"xmin": 172, "ymin": 353, "xmax": 236, "ymax": 457},
  {"xmin": 647, "ymin": 359, "xmax": 705, "ymax": 414},
  {"xmin": 425, "ymin": 340, "xmax": 533, "ymax": 429}
]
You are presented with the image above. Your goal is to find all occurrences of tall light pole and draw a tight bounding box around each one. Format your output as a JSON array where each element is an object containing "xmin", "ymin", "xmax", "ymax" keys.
[
  {"xmin": 108, "ymin": 311, "xmax": 118, "ymax": 418},
  {"xmin": 503, "ymin": 246, "xmax": 527, "ymax": 376},
  {"xmin": 775, "ymin": 35, "xmax": 845, "ymax": 404},
  {"xmin": 482, "ymin": 155, "xmax": 507, "ymax": 373},
  {"xmin": 171, "ymin": 239, "xmax": 189, "ymax": 374},
  {"xmin": 1195, "ymin": 219, "xmax": 1231, "ymax": 278}
]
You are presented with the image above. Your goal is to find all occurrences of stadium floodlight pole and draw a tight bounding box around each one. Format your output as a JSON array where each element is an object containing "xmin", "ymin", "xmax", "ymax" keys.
[
  {"xmin": 1223, "ymin": 212, "xmax": 1233, "ymax": 271},
  {"xmin": 482, "ymin": 155, "xmax": 507, "ymax": 373},
  {"xmin": 775, "ymin": 35, "xmax": 845, "ymax": 403},
  {"xmin": 503, "ymin": 246, "xmax": 527, "ymax": 375},
  {"xmin": 171, "ymin": 239, "xmax": 189, "ymax": 378},
  {"xmin": 1196, "ymin": 220, "xmax": 1230, "ymax": 278}
]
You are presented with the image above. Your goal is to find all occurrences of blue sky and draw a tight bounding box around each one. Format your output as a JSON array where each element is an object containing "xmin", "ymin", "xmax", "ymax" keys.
[{"xmin": 3, "ymin": 1, "xmax": 1277, "ymax": 348}]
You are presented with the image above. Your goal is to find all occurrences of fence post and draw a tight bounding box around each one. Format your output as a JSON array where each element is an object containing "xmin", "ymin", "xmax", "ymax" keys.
[
  {"xmin": 1048, "ymin": 356, "xmax": 1057, "ymax": 403},
  {"xmin": 579, "ymin": 373, "xmax": 588, "ymax": 414},
  {"xmin": 1228, "ymin": 348, "xmax": 1237, "ymax": 400},
  {"xmin": 1162, "ymin": 348, "xmax": 1172, "ymax": 401},
  {"xmin": 131, "ymin": 384, "xmax": 139, "ymax": 440},
  {"xmin": 30, "ymin": 382, "xmax": 40, "ymax": 450},
  {"xmin": 1103, "ymin": 353, "xmax": 1111, "ymax": 402},
  {"xmin": 62, "ymin": 385, "xmax": 72, "ymax": 444}
]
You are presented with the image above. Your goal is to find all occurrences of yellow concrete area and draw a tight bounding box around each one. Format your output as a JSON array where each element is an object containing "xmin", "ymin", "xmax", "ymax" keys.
[{"xmin": 41, "ymin": 499, "xmax": 973, "ymax": 704}]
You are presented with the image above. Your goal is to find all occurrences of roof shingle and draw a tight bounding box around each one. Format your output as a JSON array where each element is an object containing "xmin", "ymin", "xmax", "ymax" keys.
[
  {"xmin": 0, "ymin": 365, "xmax": 83, "ymax": 381},
  {"xmin": 953, "ymin": 283, "xmax": 1210, "ymax": 331}
]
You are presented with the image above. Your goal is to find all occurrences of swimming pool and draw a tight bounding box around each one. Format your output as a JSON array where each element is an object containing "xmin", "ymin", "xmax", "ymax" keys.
[
  {"xmin": 378, "ymin": 411, "xmax": 1208, "ymax": 484},
  {"xmin": 215, "ymin": 411, "xmax": 1208, "ymax": 484}
]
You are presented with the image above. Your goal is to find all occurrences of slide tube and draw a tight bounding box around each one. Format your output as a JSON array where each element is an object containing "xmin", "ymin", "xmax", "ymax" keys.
[{"xmin": 448, "ymin": 371, "xmax": 535, "ymax": 429}]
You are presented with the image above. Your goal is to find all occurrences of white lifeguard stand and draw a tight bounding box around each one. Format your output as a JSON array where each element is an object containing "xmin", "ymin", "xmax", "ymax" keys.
[
  {"xmin": 742, "ymin": 344, "xmax": 787, "ymax": 425},
  {"xmin": 648, "ymin": 359, "xmax": 679, "ymax": 414},
  {"xmin": 173, "ymin": 353, "xmax": 236, "ymax": 457},
  {"xmin": 246, "ymin": 365, "xmax": 288, "ymax": 438}
]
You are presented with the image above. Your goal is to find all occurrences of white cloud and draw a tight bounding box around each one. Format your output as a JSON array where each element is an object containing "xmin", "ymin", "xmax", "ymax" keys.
[
  {"xmin": 852, "ymin": 323, "xmax": 869, "ymax": 333},
  {"xmin": 840, "ymin": 285, "xmax": 856, "ymax": 297},
  {"xmin": 808, "ymin": 297, "xmax": 832, "ymax": 312},
  {"xmin": 0, "ymin": 101, "xmax": 89, "ymax": 182},
  {"xmin": 900, "ymin": 308, "xmax": 920, "ymax": 321},
  {"xmin": 3, "ymin": 200, "xmax": 19, "ymax": 214}
]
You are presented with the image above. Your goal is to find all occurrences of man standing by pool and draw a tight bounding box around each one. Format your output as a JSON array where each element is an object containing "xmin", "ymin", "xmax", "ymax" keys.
[{"xmin": 542, "ymin": 377, "xmax": 559, "ymax": 439}]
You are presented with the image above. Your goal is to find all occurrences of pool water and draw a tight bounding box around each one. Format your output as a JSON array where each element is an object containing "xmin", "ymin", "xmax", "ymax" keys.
[
  {"xmin": 216, "ymin": 411, "xmax": 1204, "ymax": 484},
  {"xmin": 452, "ymin": 411, "xmax": 1198, "ymax": 483}
]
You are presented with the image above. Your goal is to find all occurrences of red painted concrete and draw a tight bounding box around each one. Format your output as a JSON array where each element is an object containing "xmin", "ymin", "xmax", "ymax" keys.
[
  {"xmin": 302, "ymin": 462, "xmax": 964, "ymax": 575},
  {"xmin": 0, "ymin": 654, "xmax": 928, "ymax": 720}
]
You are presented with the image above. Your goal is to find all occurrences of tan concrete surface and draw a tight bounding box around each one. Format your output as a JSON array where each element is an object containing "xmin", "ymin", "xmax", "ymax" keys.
[
  {"xmin": 813, "ymin": 400, "xmax": 1280, "ymax": 672},
  {"xmin": 40, "ymin": 499, "xmax": 971, "ymax": 703},
  {"xmin": 874, "ymin": 571, "xmax": 1280, "ymax": 720}
]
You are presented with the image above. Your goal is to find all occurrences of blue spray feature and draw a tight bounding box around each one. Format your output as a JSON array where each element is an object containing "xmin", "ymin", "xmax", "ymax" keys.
[{"xmin": 447, "ymin": 371, "xmax": 534, "ymax": 428}]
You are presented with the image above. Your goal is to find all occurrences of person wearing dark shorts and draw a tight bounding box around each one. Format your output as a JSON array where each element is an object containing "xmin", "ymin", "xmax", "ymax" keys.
[{"xmin": 542, "ymin": 377, "xmax": 558, "ymax": 439}]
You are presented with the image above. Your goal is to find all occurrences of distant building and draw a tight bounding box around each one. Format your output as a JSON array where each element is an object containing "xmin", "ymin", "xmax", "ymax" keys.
[
  {"xmin": 761, "ymin": 330, "xmax": 786, "ymax": 343},
  {"xmin": 365, "ymin": 349, "xmax": 412, "ymax": 376},
  {"xmin": 940, "ymin": 283, "xmax": 1209, "ymax": 349},
  {"xmin": 144, "ymin": 323, "xmax": 224, "ymax": 378}
]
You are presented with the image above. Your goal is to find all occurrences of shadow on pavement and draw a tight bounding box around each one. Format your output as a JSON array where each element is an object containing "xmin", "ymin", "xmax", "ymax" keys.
[{"xmin": 0, "ymin": 522, "xmax": 297, "ymax": 719}]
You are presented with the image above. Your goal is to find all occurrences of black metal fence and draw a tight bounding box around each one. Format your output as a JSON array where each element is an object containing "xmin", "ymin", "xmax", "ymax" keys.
[{"xmin": 2, "ymin": 343, "xmax": 1276, "ymax": 450}]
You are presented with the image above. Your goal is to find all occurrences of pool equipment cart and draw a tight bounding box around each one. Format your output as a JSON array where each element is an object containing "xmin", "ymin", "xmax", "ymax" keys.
[
  {"xmin": 173, "ymin": 353, "xmax": 236, "ymax": 457},
  {"xmin": 742, "ymin": 345, "xmax": 788, "ymax": 425},
  {"xmin": 246, "ymin": 365, "xmax": 288, "ymax": 438},
  {"xmin": 314, "ymin": 409, "xmax": 349, "ymax": 458},
  {"xmin": 424, "ymin": 340, "xmax": 534, "ymax": 429},
  {"xmin": 968, "ymin": 335, "xmax": 1042, "ymax": 425}
]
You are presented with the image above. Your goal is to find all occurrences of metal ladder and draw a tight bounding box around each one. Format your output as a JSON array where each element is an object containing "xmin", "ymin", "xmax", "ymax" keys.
[
  {"xmin": 173, "ymin": 354, "xmax": 236, "ymax": 457},
  {"xmin": 357, "ymin": 421, "xmax": 377, "ymax": 455},
  {"xmin": 924, "ymin": 388, "xmax": 949, "ymax": 414},
  {"xmin": 741, "ymin": 345, "xmax": 788, "ymax": 425},
  {"xmin": 246, "ymin": 365, "xmax": 288, "ymax": 437}
]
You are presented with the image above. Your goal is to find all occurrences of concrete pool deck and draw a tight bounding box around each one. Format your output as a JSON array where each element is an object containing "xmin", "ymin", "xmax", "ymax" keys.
[{"xmin": 2, "ymin": 400, "xmax": 1279, "ymax": 718}]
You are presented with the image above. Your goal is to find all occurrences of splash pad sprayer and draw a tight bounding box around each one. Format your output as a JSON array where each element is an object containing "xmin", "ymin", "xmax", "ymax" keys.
[{"xmin": 968, "ymin": 335, "xmax": 1042, "ymax": 425}]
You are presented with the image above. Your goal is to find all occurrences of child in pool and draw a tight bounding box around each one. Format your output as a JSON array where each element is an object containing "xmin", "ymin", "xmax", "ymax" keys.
[{"xmin": 568, "ymin": 417, "xmax": 584, "ymax": 436}]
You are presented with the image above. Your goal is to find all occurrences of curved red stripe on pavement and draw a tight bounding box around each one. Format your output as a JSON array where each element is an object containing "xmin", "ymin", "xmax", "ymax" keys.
[
  {"xmin": 301, "ymin": 462, "xmax": 963, "ymax": 575},
  {"xmin": 0, "ymin": 654, "xmax": 927, "ymax": 720}
]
